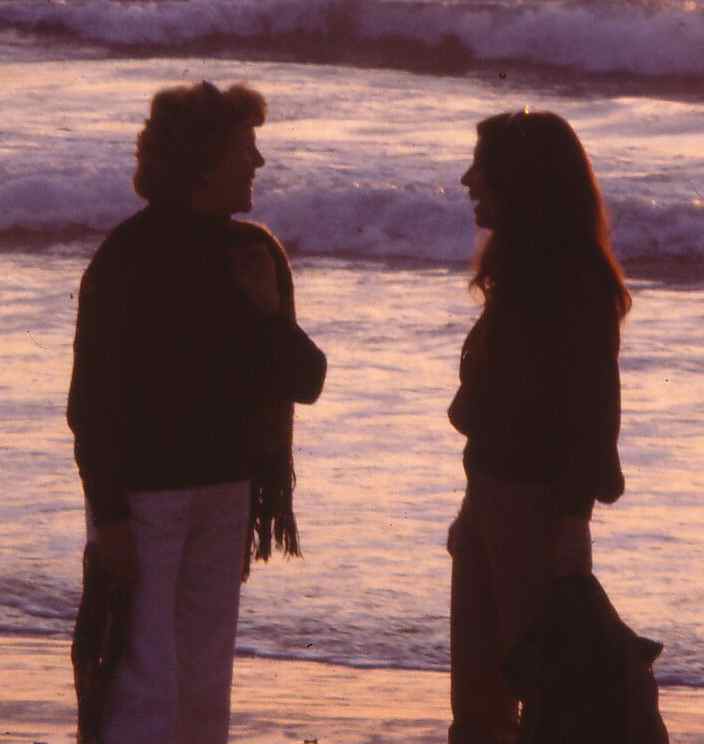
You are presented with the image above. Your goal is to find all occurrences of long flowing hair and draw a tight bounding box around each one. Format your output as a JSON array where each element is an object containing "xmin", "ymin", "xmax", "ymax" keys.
[{"xmin": 470, "ymin": 111, "xmax": 631, "ymax": 321}]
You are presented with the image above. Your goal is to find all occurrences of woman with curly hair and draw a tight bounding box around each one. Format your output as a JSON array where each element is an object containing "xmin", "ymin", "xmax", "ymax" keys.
[
  {"xmin": 68, "ymin": 81, "xmax": 326, "ymax": 744},
  {"xmin": 446, "ymin": 110, "xmax": 632, "ymax": 743}
]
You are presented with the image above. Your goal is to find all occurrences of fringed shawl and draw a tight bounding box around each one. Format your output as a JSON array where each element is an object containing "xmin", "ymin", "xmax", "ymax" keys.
[
  {"xmin": 72, "ymin": 542, "xmax": 131, "ymax": 744},
  {"xmin": 233, "ymin": 223, "xmax": 302, "ymax": 579}
]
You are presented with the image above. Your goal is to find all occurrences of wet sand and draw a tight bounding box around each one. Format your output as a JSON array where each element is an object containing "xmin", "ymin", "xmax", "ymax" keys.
[{"xmin": 1, "ymin": 635, "xmax": 702, "ymax": 744}]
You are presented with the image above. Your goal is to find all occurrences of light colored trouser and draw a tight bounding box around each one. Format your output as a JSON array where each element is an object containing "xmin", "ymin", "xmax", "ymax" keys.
[
  {"xmin": 448, "ymin": 470, "xmax": 592, "ymax": 744},
  {"xmin": 92, "ymin": 481, "xmax": 250, "ymax": 744}
]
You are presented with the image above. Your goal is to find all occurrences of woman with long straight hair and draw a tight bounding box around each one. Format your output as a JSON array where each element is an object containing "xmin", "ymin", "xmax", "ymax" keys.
[{"xmin": 446, "ymin": 110, "xmax": 632, "ymax": 743}]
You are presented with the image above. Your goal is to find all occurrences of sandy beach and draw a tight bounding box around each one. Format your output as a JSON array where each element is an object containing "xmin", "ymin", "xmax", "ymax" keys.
[{"xmin": 1, "ymin": 635, "xmax": 703, "ymax": 744}]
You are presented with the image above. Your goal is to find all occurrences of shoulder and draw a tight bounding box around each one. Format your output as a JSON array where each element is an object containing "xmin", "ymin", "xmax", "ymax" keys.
[
  {"xmin": 229, "ymin": 219, "xmax": 284, "ymax": 252},
  {"xmin": 91, "ymin": 209, "xmax": 151, "ymax": 265},
  {"xmin": 82, "ymin": 209, "xmax": 150, "ymax": 291},
  {"xmin": 563, "ymin": 267, "xmax": 621, "ymax": 353},
  {"xmin": 229, "ymin": 220, "xmax": 292, "ymax": 278}
]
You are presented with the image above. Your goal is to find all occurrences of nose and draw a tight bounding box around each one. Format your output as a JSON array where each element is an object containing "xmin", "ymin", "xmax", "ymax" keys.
[
  {"xmin": 253, "ymin": 147, "xmax": 265, "ymax": 169},
  {"xmin": 460, "ymin": 164, "xmax": 474, "ymax": 189}
]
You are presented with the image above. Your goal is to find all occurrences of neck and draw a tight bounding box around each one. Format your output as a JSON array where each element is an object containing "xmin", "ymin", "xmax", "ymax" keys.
[
  {"xmin": 189, "ymin": 198, "xmax": 231, "ymax": 219},
  {"xmin": 149, "ymin": 198, "xmax": 230, "ymax": 225}
]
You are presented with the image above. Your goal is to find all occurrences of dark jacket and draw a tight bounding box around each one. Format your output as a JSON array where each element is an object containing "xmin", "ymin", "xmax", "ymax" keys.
[
  {"xmin": 449, "ymin": 278, "xmax": 624, "ymax": 517},
  {"xmin": 504, "ymin": 574, "xmax": 669, "ymax": 744},
  {"xmin": 67, "ymin": 205, "xmax": 326, "ymax": 527}
]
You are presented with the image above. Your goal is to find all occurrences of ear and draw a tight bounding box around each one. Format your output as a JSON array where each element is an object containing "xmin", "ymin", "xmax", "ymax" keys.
[
  {"xmin": 193, "ymin": 170, "xmax": 212, "ymax": 188},
  {"xmin": 190, "ymin": 166, "xmax": 216, "ymax": 199}
]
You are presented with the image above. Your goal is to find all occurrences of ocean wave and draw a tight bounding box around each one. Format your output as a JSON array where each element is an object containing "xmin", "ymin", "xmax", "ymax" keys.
[
  {"xmin": 235, "ymin": 645, "xmax": 704, "ymax": 688},
  {"xmin": 1, "ymin": 0, "xmax": 703, "ymax": 77},
  {"xmin": 1, "ymin": 171, "xmax": 703, "ymax": 263}
]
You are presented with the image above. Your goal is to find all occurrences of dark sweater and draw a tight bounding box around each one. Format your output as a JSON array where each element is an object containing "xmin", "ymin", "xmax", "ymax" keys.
[
  {"xmin": 67, "ymin": 205, "xmax": 327, "ymax": 527},
  {"xmin": 448, "ymin": 281, "xmax": 624, "ymax": 517}
]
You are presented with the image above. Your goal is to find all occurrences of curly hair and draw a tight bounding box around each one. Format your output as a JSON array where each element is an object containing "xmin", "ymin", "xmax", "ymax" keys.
[{"xmin": 133, "ymin": 81, "xmax": 267, "ymax": 203}]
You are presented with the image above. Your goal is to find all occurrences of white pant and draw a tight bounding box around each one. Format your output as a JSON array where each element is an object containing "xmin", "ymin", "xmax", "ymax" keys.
[{"xmin": 98, "ymin": 481, "xmax": 250, "ymax": 744}]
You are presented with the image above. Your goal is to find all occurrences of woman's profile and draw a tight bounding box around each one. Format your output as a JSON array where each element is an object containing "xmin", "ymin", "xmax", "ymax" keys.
[
  {"xmin": 68, "ymin": 81, "xmax": 327, "ymax": 744},
  {"xmin": 447, "ymin": 111, "xmax": 666, "ymax": 742}
]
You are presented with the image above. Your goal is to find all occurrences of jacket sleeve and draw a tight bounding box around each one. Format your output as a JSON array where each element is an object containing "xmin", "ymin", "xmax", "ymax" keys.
[
  {"xmin": 552, "ymin": 298, "xmax": 624, "ymax": 517},
  {"xmin": 227, "ymin": 221, "xmax": 327, "ymax": 405},
  {"xmin": 228, "ymin": 289, "xmax": 327, "ymax": 406},
  {"xmin": 67, "ymin": 243, "xmax": 130, "ymax": 528},
  {"xmin": 252, "ymin": 314, "xmax": 327, "ymax": 404}
]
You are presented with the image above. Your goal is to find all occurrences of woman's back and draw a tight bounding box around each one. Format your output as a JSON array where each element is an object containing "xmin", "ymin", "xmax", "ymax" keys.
[{"xmin": 451, "ymin": 252, "xmax": 624, "ymax": 517}]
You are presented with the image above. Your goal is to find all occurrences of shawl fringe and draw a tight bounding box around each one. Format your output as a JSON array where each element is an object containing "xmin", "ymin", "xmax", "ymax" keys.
[
  {"xmin": 72, "ymin": 542, "xmax": 131, "ymax": 744},
  {"xmin": 242, "ymin": 448, "xmax": 301, "ymax": 581},
  {"xmin": 241, "ymin": 225, "xmax": 303, "ymax": 582}
]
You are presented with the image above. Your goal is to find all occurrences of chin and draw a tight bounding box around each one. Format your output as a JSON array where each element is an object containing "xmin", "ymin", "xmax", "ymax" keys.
[
  {"xmin": 238, "ymin": 189, "xmax": 254, "ymax": 213},
  {"xmin": 474, "ymin": 208, "xmax": 495, "ymax": 230},
  {"xmin": 230, "ymin": 197, "xmax": 252, "ymax": 215}
]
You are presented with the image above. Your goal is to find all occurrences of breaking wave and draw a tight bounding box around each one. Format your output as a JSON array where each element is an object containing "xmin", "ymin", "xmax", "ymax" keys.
[{"xmin": 1, "ymin": 0, "xmax": 703, "ymax": 77}]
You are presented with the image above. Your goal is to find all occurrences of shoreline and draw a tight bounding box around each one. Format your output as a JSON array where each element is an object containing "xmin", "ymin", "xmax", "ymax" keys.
[
  {"xmin": 1, "ymin": 235, "xmax": 703, "ymax": 290},
  {"xmin": 2, "ymin": 635, "xmax": 703, "ymax": 744}
]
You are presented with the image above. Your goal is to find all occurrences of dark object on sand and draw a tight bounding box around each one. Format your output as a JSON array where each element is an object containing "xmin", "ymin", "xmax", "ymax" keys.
[
  {"xmin": 71, "ymin": 541, "xmax": 131, "ymax": 744},
  {"xmin": 504, "ymin": 573, "xmax": 669, "ymax": 744}
]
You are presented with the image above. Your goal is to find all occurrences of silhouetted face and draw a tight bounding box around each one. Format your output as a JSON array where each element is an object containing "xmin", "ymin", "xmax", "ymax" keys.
[
  {"xmin": 461, "ymin": 139, "xmax": 500, "ymax": 230},
  {"xmin": 197, "ymin": 124, "xmax": 265, "ymax": 215}
]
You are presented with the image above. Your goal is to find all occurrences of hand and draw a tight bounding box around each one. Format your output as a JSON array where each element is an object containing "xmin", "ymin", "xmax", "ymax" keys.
[
  {"xmin": 96, "ymin": 520, "xmax": 138, "ymax": 587},
  {"xmin": 231, "ymin": 241, "xmax": 281, "ymax": 316},
  {"xmin": 447, "ymin": 517, "xmax": 460, "ymax": 557},
  {"xmin": 553, "ymin": 516, "xmax": 592, "ymax": 578}
]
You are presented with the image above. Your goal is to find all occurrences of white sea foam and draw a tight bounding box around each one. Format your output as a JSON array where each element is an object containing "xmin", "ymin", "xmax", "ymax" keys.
[
  {"xmin": 1, "ymin": 47, "xmax": 702, "ymax": 264},
  {"xmin": 1, "ymin": 0, "xmax": 703, "ymax": 77},
  {"xmin": 1, "ymin": 168, "xmax": 703, "ymax": 263}
]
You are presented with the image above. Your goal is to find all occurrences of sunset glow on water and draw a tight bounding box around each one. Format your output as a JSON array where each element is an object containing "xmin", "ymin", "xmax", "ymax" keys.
[{"xmin": 1, "ymin": 3, "xmax": 703, "ymax": 734}]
